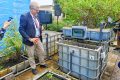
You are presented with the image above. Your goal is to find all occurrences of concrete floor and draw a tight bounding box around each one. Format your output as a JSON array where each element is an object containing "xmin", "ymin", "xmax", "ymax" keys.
[
  {"xmin": 101, "ymin": 51, "xmax": 120, "ymax": 80},
  {"xmin": 101, "ymin": 40, "xmax": 120, "ymax": 80},
  {"xmin": 111, "ymin": 56, "xmax": 120, "ymax": 80}
]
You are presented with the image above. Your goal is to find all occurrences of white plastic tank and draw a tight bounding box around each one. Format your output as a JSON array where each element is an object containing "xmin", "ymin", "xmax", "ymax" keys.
[{"xmin": 57, "ymin": 40, "xmax": 109, "ymax": 80}]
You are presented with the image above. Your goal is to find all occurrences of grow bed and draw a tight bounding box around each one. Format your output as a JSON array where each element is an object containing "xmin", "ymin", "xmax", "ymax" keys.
[{"xmin": 34, "ymin": 71, "xmax": 68, "ymax": 80}]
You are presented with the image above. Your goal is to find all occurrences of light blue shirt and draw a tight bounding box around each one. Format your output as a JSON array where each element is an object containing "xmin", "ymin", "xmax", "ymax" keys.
[
  {"xmin": 30, "ymin": 13, "xmax": 40, "ymax": 37},
  {"xmin": 35, "ymin": 26, "xmax": 40, "ymax": 37}
]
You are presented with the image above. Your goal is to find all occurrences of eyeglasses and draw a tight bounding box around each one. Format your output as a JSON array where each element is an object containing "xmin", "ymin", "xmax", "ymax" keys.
[
  {"xmin": 31, "ymin": 7, "xmax": 39, "ymax": 11},
  {"xmin": 34, "ymin": 8, "xmax": 39, "ymax": 11}
]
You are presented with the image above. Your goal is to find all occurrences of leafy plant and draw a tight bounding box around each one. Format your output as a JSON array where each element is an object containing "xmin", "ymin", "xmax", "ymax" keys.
[
  {"xmin": 57, "ymin": 0, "xmax": 120, "ymax": 28},
  {"xmin": 0, "ymin": 20, "xmax": 22, "ymax": 62},
  {"xmin": 46, "ymin": 73, "xmax": 53, "ymax": 79},
  {"xmin": 0, "ymin": 65, "xmax": 3, "ymax": 70},
  {"xmin": 46, "ymin": 21, "xmax": 66, "ymax": 32}
]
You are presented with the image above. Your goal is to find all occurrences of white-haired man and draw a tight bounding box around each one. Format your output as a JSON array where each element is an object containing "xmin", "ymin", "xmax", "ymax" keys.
[{"xmin": 19, "ymin": 2, "xmax": 47, "ymax": 75}]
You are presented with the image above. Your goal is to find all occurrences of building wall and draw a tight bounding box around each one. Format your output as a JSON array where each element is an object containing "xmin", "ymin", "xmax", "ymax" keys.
[
  {"xmin": 40, "ymin": 5, "xmax": 53, "ymax": 11},
  {"xmin": 31, "ymin": 0, "xmax": 53, "ymax": 6}
]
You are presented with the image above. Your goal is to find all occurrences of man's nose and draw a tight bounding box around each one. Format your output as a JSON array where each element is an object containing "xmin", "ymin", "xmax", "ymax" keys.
[{"xmin": 37, "ymin": 10, "xmax": 39, "ymax": 13}]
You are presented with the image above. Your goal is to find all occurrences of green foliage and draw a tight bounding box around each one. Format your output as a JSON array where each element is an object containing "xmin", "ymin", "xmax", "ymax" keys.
[
  {"xmin": 57, "ymin": 0, "xmax": 120, "ymax": 28},
  {"xmin": 0, "ymin": 65, "xmax": 3, "ymax": 70},
  {"xmin": 46, "ymin": 73, "xmax": 53, "ymax": 79},
  {"xmin": 46, "ymin": 21, "xmax": 66, "ymax": 32},
  {"xmin": 0, "ymin": 20, "xmax": 22, "ymax": 61}
]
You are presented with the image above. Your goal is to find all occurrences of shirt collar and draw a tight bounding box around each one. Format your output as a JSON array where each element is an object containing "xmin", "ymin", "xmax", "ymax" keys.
[
  {"xmin": 30, "ymin": 12, "xmax": 34, "ymax": 19},
  {"xmin": 30, "ymin": 12, "xmax": 37, "ymax": 18}
]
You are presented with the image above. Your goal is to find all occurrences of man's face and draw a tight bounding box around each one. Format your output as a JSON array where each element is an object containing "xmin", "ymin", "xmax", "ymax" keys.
[{"xmin": 31, "ymin": 6, "xmax": 39, "ymax": 16}]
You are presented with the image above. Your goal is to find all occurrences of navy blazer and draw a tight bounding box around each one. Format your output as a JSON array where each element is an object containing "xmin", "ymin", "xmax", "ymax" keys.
[{"xmin": 19, "ymin": 12, "xmax": 42, "ymax": 46}]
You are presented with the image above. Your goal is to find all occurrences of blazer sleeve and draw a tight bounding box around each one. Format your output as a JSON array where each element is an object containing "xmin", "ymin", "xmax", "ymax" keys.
[{"xmin": 19, "ymin": 14, "xmax": 30, "ymax": 40}]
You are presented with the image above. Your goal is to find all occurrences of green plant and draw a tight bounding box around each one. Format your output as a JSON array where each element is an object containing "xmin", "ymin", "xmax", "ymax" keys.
[
  {"xmin": 57, "ymin": 0, "xmax": 120, "ymax": 28},
  {"xmin": 46, "ymin": 73, "xmax": 53, "ymax": 79},
  {"xmin": 0, "ymin": 65, "xmax": 3, "ymax": 70},
  {"xmin": 0, "ymin": 20, "xmax": 22, "ymax": 62},
  {"xmin": 46, "ymin": 21, "xmax": 66, "ymax": 31}
]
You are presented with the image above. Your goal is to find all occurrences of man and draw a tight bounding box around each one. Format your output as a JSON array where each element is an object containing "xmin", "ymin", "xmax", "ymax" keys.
[
  {"xmin": 113, "ymin": 17, "xmax": 120, "ymax": 50},
  {"xmin": 0, "ymin": 21, "xmax": 11, "ymax": 40},
  {"xmin": 19, "ymin": 2, "xmax": 47, "ymax": 75}
]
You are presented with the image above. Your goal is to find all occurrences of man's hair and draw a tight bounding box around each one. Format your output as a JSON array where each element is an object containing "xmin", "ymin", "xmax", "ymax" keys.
[{"xmin": 29, "ymin": 1, "xmax": 39, "ymax": 10}]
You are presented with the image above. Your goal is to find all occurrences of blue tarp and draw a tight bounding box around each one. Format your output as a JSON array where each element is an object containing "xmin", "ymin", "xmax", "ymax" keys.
[
  {"xmin": 0, "ymin": 0, "xmax": 30, "ymax": 50},
  {"xmin": 0, "ymin": 0, "xmax": 30, "ymax": 27}
]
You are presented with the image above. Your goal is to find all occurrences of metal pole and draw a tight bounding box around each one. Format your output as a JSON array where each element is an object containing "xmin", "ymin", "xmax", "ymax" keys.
[
  {"xmin": 46, "ymin": 24, "xmax": 47, "ymax": 30},
  {"xmin": 57, "ymin": 16, "xmax": 59, "ymax": 27}
]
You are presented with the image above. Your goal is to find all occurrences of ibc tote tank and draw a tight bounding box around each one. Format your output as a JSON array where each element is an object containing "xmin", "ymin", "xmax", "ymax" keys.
[{"xmin": 57, "ymin": 40, "xmax": 109, "ymax": 80}]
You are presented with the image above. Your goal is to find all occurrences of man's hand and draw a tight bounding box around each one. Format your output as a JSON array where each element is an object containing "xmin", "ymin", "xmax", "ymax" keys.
[
  {"xmin": 3, "ymin": 21, "xmax": 11, "ymax": 29},
  {"xmin": 29, "ymin": 38, "xmax": 39, "ymax": 44}
]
